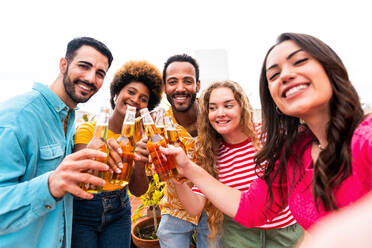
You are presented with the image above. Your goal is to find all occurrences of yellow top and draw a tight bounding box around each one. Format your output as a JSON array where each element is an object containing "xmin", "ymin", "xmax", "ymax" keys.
[
  {"xmin": 74, "ymin": 119, "xmax": 143, "ymax": 191},
  {"xmin": 158, "ymin": 108, "xmax": 201, "ymax": 225}
]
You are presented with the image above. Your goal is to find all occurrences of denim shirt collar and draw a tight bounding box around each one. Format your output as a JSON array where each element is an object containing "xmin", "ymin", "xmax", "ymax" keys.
[{"xmin": 32, "ymin": 82, "xmax": 79, "ymax": 115}]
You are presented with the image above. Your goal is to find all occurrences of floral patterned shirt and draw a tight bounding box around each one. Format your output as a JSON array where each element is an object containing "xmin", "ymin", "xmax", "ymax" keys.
[{"xmin": 158, "ymin": 108, "xmax": 201, "ymax": 225}]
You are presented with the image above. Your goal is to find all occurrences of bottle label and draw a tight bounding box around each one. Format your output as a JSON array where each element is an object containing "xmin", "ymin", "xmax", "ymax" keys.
[
  {"xmin": 142, "ymin": 113, "xmax": 154, "ymax": 125},
  {"xmin": 123, "ymin": 107, "xmax": 136, "ymax": 125},
  {"xmin": 164, "ymin": 115, "xmax": 176, "ymax": 131}
]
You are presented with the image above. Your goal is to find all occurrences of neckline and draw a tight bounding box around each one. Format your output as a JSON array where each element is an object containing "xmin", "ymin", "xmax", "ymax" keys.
[{"xmin": 222, "ymin": 137, "xmax": 252, "ymax": 148}]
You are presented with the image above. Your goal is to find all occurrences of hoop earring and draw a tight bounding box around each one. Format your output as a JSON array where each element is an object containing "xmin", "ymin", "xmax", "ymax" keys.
[{"xmin": 275, "ymin": 106, "xmax": 283, "ymax": 115}]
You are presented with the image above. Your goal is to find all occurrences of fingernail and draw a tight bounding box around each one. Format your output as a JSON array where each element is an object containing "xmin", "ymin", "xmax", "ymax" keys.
[
  {"xmin": 118, "ymin": 148, "xmax": 123, "ymax": 155},
  {"xmin": 116, "ymin": 168, "xmax": 121, "ymax": 174},
  {"xmin": 118, "ymin": 162, "xmax": 123, "ymax": 168}
]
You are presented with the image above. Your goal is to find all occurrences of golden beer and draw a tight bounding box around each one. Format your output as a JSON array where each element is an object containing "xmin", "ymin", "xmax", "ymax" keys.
[
  {"xmin": 80, "ymin": 107, "xmax": 109, "ymax": 193},
  {"xmin": 164, "ymin": 116, "xmax": 187, "ymax": 182},
  {"xmin": 155, "ymin": 107, "xmax": 167, "ymax": 141},
  {"xmin": 140, "ymin": 108, "xmax": 178, "ymax": 181},
  {"xmin": 147, "ymin": 135, "xmax": 178, "ymax": 181},
  {"xmin": 110, "ymin": 106, "xmax": 136, "ymax": 187}
]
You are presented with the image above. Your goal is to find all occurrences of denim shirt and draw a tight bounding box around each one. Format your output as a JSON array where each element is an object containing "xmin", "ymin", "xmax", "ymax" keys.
[{"xmin": 0, "ymin": 83, "xmax": 77, "ymax": 248}]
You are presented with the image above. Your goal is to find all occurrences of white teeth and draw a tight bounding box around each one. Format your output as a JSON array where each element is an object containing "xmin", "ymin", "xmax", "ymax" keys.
[
  {"xmin": 175, "ymin": 96, "xmax": 187, "ymax": 99},
  {"xmin": 285, "ymin": 84, "xmax": 307, "ymax": 97},
  {"xmin": 79, "ymin": 84, "xmax": 90, "ymax": 91}
]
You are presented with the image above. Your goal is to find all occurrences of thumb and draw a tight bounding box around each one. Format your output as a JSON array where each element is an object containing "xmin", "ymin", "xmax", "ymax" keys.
[
  {"xmin": 134, "ymin": 153, "xmax": 141, "ymax": 161},
  {"xmin": 159, "ymin": 145, "xmax": 171, "ymax": 155}
]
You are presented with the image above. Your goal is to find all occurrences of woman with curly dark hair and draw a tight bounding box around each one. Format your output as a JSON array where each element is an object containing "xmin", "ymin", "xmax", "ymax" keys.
[
  {"xmin": 72, "ymin": 61, "xmax": 163, "ymax": 248},
  {"xmin": 160, "ymin": 32, "xmax": 372, "ymax": 238}
]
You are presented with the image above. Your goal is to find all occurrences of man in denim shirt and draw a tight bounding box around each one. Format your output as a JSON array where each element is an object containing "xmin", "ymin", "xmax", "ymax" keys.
[{"xmin": 0, "ymin": 37, "xmax": 113, "ymax": 247}]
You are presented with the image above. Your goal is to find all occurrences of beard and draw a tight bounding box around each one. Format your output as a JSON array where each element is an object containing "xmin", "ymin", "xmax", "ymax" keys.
[
  {"xmin": 63, "ymin": 67, "xmax": 98, "ymax": 104},
  {"xmin": 167, "ymin": 92, "xmax": 197, "ymax": 112}
]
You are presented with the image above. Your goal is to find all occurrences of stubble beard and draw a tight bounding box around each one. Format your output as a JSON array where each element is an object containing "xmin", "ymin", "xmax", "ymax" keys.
[
  {"xmin": 63, "ymin": 68, "xmax": 97, "ymax": 104},
  {"xmin": 167, "ymin": 93, "xmax": 197, "ymax": 113}
]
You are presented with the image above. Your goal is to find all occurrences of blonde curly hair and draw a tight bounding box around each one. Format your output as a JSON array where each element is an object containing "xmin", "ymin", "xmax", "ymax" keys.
[{"xmin": 196, "ymin": 80, "xmax": 260, "ymax": 241}]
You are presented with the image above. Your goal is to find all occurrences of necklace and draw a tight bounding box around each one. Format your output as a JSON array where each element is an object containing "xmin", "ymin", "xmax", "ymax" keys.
[
  {"xmin": 317, "ymin": 143, "xmax": 325, "ymax": 151},
  {"xmin": 313, "ymin": 139, "xmax": 325, "ymax": 151}
]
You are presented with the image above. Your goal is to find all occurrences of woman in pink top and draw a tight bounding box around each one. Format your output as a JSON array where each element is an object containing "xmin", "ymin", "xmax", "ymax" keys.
[
  {"xmin": 160, "ymin": 32, "xmax": 371, "ymax": 234},
  {"xmin": 172, "ymin": 80, "xmax": 303, "ymax": 247}
]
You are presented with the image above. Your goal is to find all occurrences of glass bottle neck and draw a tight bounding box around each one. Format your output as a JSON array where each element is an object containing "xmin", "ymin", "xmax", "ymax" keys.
[
  {"xmin": 121, "ymin": 108, "xmax": 136, "ymax": 137},
  {"xmin": 93, "ymin": 124, "xmax": 108, "ymax": 141}
]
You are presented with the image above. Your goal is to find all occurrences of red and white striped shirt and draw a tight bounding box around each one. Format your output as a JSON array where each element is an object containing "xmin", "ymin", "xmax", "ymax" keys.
[{"xmin": 193, "ymin": 134, "xmax": 296, "ymax": 229}]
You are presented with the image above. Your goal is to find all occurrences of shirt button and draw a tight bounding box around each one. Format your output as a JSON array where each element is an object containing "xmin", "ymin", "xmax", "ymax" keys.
[{"xmin": 45, "ymin": 205, "xmax": 52, "ymax": 209}]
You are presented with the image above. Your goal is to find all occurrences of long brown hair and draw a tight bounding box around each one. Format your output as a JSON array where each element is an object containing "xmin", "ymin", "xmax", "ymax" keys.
[
  {"xmin": 255, "ymin": 33, "xmax": 365, "ymax": 211},
  {"xmin": 196, "ymin": 80, "xmax": 259, "ymax": 240}
]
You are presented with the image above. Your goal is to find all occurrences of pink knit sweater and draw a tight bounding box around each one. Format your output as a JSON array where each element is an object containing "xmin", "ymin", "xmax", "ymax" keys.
[{"xmin": 234, "ymin": 114, "xmax": 372, "ymax": 230}]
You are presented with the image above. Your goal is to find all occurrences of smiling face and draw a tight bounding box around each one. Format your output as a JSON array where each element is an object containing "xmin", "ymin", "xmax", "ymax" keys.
[
  {"xmin": 114, "ymin": 81, "xmax": 150, "ymax": 117},
  {"xmin": 265, "ymin": 40, "xmax": 333, "ymax": 120},
  {"xmin": 165, "ymin": 62, "xmax": 200, "ymax": 112},
  {"xmin": 208, "ymin": 87, "xmax": 245, "ymax": 143},
  {"xmin": 62, "ymin": 45, "xmax": 108, "ymax": 105}
]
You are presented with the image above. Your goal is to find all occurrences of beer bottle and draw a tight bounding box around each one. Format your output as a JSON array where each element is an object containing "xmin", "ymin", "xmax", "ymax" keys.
[
  {"xmin": 110, "ymin": 105, "xmax": 136, "ymax": 187},
  {"xmin": 81, "ymin": 106, "xmax": 109, "ymax": 193},
  {"xmin": 164, "ymin": 116, "xmax": 186, "ymax": 151},
  {"xmin": 140, "ymin": 108, "xmax": 178, "ymax": 181},
  {"xmin": 154, "ymin": 107, "xmax": 167, "ymax": 141},
  {"xmin": 164, "ymin": 115, "xmax": 188, "ymax": 182}
]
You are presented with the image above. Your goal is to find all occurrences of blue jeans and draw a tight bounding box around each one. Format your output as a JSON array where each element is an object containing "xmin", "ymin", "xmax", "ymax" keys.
[
  {"xmin": 71, "ymin": 188, "xmax": 132, "ymax": 248},
  {"xmin": 157, "ymin": 211, "xmax": 221, "ymax": 248}
]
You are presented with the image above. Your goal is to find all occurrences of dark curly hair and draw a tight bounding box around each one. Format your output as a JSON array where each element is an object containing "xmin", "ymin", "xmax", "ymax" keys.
[
  {"xmin": 162, "ymin": 54, "xmax": 199, "ymax": 82},
  {"xmin": 255, "ymin": 32, "xmax": 364, "ymax": 211},
  {"xmin": 110, "ymin": 61, "xmax": 163, "ymax": 111}
]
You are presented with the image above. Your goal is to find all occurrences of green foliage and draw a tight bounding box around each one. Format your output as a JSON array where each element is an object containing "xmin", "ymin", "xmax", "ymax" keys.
[
  {"xmin": 82, "ymin": 113, "xmax": 96, "ymax": 122},
  {"xmin": 131, "ymin": 174, "xmax": 165, "ymax": 225}
]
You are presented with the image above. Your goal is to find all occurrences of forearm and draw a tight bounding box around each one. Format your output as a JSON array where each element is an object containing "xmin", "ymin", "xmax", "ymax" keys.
[
  {"xmin": 0, "ymin": 172, "xmax": 57, "ymax": 234},
  {"xmin": 128, "ymin": 162, "xmax": 149, "ymax": 196},
  {"xmin": 184, "ymin": 161, "xmax": 241, "ymax": 218},
  {"xmin": 173, "ymin": 182, "xmax": 206, "ymax": 216}
]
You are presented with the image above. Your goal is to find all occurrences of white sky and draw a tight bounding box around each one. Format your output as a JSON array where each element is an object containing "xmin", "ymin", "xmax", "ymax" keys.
[{"xmin": 1, "ymin": 0, "xmax": 371, "ymax": 114}]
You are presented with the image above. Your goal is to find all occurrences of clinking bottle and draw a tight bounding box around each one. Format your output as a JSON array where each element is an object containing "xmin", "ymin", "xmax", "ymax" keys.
[
  {"xmin": 154, "ymin": 107, "xmax": 167, "ymax": 141},
  {"xmin": 164, "ymin": 116, "xmax": 186, "ymax": 152},
  {"xmin": 140, "ymin": 108, "xmax": 178, "ymax": 181},
  {"xmin": 80, "ymin": 106, "xmax": 109, "ymax": 193},
  {"xmin": 164, "ymin": 115, "xmax": 188, "ymax": 182},
  {"xmin": 110, "ymin": 105, "xmax": 136, "ymax": 187}
]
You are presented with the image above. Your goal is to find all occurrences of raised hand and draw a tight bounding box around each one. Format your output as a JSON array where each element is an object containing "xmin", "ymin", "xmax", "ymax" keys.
[
  {"xmin": 48, "ymin": 148, "xmax": 109, "ymax": 199},
  {"xmin": 159, "ymin": 144, "xmax": 191, "ymax": 177},
  {"xmin": 106, "ymin": 137, "xmax": 123, "ymax": 174},
  {"xmin": 133, "ymin": 136, "xmax": 150, "ymax": 165}
]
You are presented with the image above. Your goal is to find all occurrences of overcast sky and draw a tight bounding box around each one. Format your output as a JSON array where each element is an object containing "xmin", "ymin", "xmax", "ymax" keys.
[{"xmin": 1, "ymin": 0, "xmax": 371, "ymax": 114}]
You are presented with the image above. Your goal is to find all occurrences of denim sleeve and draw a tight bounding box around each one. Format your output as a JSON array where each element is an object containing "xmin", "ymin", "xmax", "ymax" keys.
[{"xmin": 0, "ymin": 127, "xmax": 57, "ymax": 235}]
